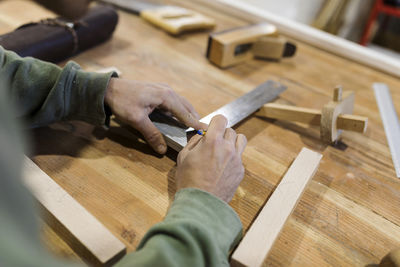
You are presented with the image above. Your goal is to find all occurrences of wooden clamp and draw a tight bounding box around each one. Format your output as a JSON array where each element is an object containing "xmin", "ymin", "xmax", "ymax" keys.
[
  {"xmin": 258, "ymin": 86, "xmax": 368, "ymax": 143},
  {"xmin": 206, "ymin": 23, "xmax": 296, "ymax": 68}
]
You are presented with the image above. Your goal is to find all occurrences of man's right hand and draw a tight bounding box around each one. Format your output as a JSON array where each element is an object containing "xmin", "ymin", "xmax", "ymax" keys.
[{"xmin": 175, "ymin": 115, "xmax": 247, "ymax": 203}]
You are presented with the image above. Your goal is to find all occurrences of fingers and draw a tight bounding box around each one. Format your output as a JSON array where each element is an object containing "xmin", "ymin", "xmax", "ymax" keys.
[
  {"xmin": 199, "ymin": 122, "xmax": 209, "ymax": 131},
  {"xmin": 224, "ymin": 128, "xmax": 237, "ymax": 145},
  {"xmin": 206, "ymin": 115, "xmax": 228, "ymax": 141},
  {"xmin": 178, "ymin": 134, "xmax": 202, "ymax": 164},
  {"xmin": 186, "ymin": 134, "xmax": 203, "ymax": 150},
  {"xmin": 158, "ymin": 86, "xmax": 203, "ymax": 130},
  {"xmin": 236, "ymin": 134, "xmax": 247, "ymax": 156},
  {"xmin": 170, "ymin": 101, "xmax": 203, "ymax": 130},
  {"xmin": 178, "ymin": 95, "xmax": 200, "ymax": 120},
  {"xmin": 135, "ymin": 116, "xmax": 167, "ymax": 154}
]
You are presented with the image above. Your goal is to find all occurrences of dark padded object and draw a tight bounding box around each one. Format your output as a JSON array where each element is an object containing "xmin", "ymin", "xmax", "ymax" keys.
[{"xmin": 0, "ymin": 5, "xmax": 118, "ymax": 63}]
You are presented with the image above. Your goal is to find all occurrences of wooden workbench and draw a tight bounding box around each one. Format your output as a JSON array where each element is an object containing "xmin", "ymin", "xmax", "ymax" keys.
[{"xmin": 1, "ymin": 0, "xmax": 400, "ymax": 265}]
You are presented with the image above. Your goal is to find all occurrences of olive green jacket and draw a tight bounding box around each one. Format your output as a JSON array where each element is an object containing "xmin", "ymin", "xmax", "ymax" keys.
[{"xmin": 0, "ymin": 46, "xmax": 242, "ymax": 267}]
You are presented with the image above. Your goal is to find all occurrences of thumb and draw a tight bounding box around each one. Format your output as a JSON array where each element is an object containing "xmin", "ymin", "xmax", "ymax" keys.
[{"xmin": 136, "ymin": 116, "xmax": 167, "ymax": 154}]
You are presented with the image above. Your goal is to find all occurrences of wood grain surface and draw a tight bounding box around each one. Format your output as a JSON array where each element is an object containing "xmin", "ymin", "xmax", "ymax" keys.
[
  {"xmin": 23, "ymin": 157, "xmax": 126, "ymax": 266},
  {"xmin": 2, "ymin": 0, "xmax": 400, "ymax": 266},
  {"xmin": 231, "ymin": 148, "xmax": 322, "ymax": 267}
]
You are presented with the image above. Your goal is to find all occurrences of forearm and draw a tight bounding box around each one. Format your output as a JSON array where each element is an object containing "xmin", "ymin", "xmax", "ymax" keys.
[
  {"xmin": 116, "ymin": 188, "xmax": 242, "ymax": 267},
  {"xmin": 0, "ymin": 46, "xmax": 114, "ymax": 128}
]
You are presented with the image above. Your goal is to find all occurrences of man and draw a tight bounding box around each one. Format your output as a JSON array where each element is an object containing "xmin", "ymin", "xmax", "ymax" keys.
[{"xmin": 0, "ymin": 3, "xmax": 247, "ymax": 265}]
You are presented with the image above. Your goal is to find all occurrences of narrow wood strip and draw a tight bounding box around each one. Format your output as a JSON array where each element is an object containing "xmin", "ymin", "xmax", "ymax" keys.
[
  {"xmin": 231, "ymin": 147, "xmax": 322, "ymax": 267},
  {"xmin": 373, "ymin": 83, "xmax": 400, "ymax": 178},
  {"xmin": 259, "ymin": 103, "xmax": 367, "ymax": 133},
  {"xmin": 259, "ymin": 103, "xmax": 322, "ymax": 125},
  {"xmin": 23, "ymin": 157, "xmax": 126, "ymax": 266}
]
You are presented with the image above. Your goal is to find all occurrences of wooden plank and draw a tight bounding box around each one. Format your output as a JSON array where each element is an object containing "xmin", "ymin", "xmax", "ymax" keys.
[
  {"xmin": 231, "ymin": 147, "xmax": 322, "ymax": 267},
  {"xmin": 23, "ymin": 157, "xmax": 126, "ymax": 266},
  {"xmin": 259, "ymin": 103, "xmax": 368, "ymax": 133}
]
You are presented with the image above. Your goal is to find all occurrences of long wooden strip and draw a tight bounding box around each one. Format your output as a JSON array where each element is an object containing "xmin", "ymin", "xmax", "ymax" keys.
[
  {"xmin": 23, "ymin": 157, "xmax": 126, "ymax": 266},
  {"xmin": 231, "ymin": 147, "xmax": 322, "ymax": 267},
  {"xmin": 373, "ymin": 83, "xmax": 400, "ymax": 178},
  {"xmin": 215, "ymin": 0, "xmax": 400, "ymax": 78},
  {"xmin": 259, "ymin": 103, "xmax": 368, "ymax": 133}
]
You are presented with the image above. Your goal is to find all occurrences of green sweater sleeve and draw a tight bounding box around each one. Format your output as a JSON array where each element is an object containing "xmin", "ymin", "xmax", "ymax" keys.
[
  {"xmin": 0, "ymin": 46, "xmax": 244, "ymax": 266},
  {"xmin": 0, "ymin": 45, "xmax": 114, "ymax": 127},
  {"xmin": 116, "ymin": 188, "xmax": 243, "ymax": 267}
]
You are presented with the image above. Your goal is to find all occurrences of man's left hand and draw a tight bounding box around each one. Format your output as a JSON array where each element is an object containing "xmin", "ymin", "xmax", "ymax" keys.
[{"xmin": 105, "ymin": 78, "xmax": 203, "ymax": 154}]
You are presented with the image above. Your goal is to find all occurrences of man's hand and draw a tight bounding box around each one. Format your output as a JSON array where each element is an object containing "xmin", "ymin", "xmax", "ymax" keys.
[
  {"xmin": 175, "ymin": 115, "xmax": 247, "ymax": 203},
  {"xmin": 105, "ymin": 78, "xmax": 203, "ymax": 154}
]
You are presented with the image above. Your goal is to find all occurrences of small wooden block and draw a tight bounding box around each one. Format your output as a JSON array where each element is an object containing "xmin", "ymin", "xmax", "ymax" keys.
[
  {"xmin": 206, "ymin": 23, "xmax": 278, "ymax": 68},
  {"xmin": 141, "ymin": 6, "xmax": 215, "ymax": 35},
  {"xmin": 252, "ymin": 35, "xmax": 286, "ymax": 60},
  {"xmin": 333, "ymin": 86, "xmax": 343, "ymax": 102},
  {"xmin": 23, "ymin": 157, "xmax": 126, "ymax": 266},
  {"xmin": 321, "ymin": 90, "xmax": 355, "ymax": 143},
  {"xmin": 231, "ymin": 147, "xmax": 322, "ymax": 267}
]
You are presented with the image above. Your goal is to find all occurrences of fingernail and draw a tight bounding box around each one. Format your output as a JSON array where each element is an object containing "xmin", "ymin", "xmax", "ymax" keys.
[{"xmin": 157, "ymin": 144, "xmax": 167, "ymax": 154}]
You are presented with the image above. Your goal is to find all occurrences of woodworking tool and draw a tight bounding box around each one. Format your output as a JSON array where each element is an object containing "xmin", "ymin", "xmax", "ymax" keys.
[
  {"xmin": 206, "ymin": 23, "xmax": 296, "ymax": 68},
  {"xmin": 150, "ymin": 80, "xmax": 287, "ymax": 152},
  {"xmin": 373, "ymin": 83, "xmax": 400, "ymax": 178},
  {"xmin": 257, "ymin": 86, "xmax": 368, "ymax": 143},
  {"xmin": 98, "ymin": 0, "xmax": 215, "ymax": 35}
]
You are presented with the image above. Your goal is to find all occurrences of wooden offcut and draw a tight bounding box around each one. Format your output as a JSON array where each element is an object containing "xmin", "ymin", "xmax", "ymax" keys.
[
  {"xmin": 23, "ymin": 157, "xmax": 126, "ymax": 266},
  {"xmin": 231, "ymin": 148, "xmax": 322, "ymax": 267}
]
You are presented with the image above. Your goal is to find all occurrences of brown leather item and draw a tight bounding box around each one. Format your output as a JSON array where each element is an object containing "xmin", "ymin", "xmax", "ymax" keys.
[{"xmin": 0, "ymin": 5, "xmax": 118, "ymax": 63}]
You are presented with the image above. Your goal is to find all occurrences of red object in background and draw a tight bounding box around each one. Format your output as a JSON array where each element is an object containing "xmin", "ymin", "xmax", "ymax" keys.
[{"xmin": 360, "ymin": 0, "xmax": 400, "ymax": 46}]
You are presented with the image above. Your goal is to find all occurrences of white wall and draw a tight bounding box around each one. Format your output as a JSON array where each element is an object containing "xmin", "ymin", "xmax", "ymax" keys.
[{"xmin": 234, "ymin": 0, "xmax": 325, "ymax": 25}]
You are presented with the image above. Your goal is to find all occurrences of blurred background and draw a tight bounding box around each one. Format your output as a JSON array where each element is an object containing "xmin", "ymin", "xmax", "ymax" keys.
[{"xmin": 236, "ymin": 0, "xmax": 400, "ymax": 60}]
